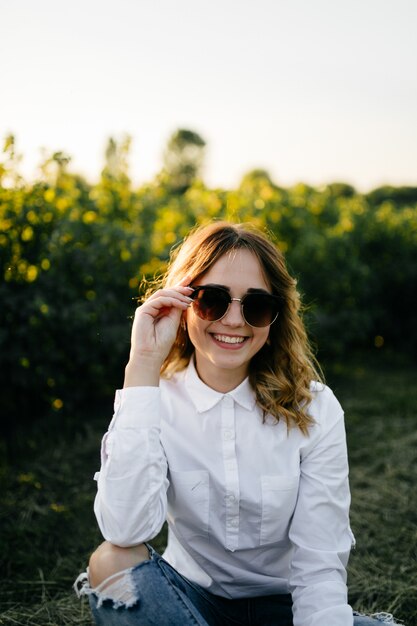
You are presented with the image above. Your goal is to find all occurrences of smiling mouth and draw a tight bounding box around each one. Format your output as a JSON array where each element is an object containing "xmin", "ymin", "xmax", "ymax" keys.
[{"xmin": 212, "ymin": 334, "xmax": 248, "ymax": 345}]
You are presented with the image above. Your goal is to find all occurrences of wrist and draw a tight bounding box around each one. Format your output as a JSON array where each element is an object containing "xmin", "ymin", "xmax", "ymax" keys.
[{"xmin": 124, "ymin": 355, "xmax": 162, "ymax": 388}]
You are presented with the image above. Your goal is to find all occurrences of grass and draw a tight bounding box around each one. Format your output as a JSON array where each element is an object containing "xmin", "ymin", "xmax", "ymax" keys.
[
  {"xmin": 0, "ymin": 360, "xmax": 416, "ymax": 625},
  {"xmin": 331, "ymin": 361, "xmax": 417, "ymax": 622}
]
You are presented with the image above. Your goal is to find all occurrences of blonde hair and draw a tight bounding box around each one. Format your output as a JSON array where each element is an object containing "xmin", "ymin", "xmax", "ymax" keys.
[{"xmin": 150, "ymin": 221, "xmax": 322, "ymax": 435}]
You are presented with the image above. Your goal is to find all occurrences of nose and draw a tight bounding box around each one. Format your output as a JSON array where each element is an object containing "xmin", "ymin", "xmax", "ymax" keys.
[{"xmin": 220, "ymin": 299, "xmax": 245, "ymax": 327}]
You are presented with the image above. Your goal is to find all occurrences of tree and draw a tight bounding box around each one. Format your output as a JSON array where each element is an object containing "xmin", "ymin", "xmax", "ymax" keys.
[
  {"xmin": 101, "ymin": 135, "xmax": 131, "ymax": 184},
  {"xmin": 94, "ymin": 135, "xmax": 133, "ymax": 220},
  {"xmin": 239, "ymin": 168, "xmax": 276, "ymax": 190},
  {"xmin": 162, "ymin": 129, "xmax": 206, "ymax": 193},
  {"xmin": 38, "ymin": 150, "xmax": 72, "ymax": 184},
  {"xmin": 0, "ymin": 134, "xmax": 23, "ymax": 187}
]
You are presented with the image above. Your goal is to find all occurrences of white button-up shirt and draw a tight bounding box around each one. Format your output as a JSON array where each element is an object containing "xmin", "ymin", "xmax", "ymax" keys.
[{"xmin": 94, "ymin": 359, "xmax": 355, "ymax": 626}]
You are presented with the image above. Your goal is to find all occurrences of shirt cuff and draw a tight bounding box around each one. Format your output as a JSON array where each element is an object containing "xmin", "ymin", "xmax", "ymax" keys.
[
  {"xmin": 292, "ymin": 581, "xmax": 352, "ymax": 626},
  {"xmin": 112, "ymin": 386, "xmax": 161, "ymax": 429}
]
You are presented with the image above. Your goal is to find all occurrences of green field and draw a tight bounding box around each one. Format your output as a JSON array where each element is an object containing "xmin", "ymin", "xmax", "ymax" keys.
[{"xmin": 1, "ymin": 362, "xmax": 416, "ymax": 625}]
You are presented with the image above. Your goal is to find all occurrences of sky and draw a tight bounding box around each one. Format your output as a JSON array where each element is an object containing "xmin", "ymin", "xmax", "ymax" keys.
[{"xmin": 1, "ymin": 0, "xmax": 417, "ymax": 191}]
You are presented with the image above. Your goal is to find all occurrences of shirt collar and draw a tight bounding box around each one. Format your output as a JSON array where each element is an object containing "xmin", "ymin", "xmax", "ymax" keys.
[{"xmin": 184, "ymin": 357, "xmax": 257, "ymax": 413}]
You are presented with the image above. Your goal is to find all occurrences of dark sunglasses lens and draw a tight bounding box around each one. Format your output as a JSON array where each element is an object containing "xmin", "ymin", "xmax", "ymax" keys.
[
  {"xmin": 243, "ymin": 294, "xmax": 279, "ymax": 327},
  {"xmin": 192, "ymin": 288, "xmax": 230, "ymax": 321}
]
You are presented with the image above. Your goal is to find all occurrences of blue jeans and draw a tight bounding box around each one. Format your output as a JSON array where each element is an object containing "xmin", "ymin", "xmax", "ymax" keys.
[{"xmin": 74, "ymin": 545, "xmax": 402, "ymax": 626}]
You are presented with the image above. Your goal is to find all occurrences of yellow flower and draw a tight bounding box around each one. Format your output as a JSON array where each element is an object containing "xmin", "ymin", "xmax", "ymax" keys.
[
  {"xmin": 56, "ymin": 198, "xmax": 68, "ymax": 211},
  {"xmin": 120, "ymin": 248, "xmax": 131, "ymax": 261},
  {"xmin": 82, "ymin": 210, "xmax": 97, "ymax": 224},
  {"xmin": 50, "ymin": 503, "xmax": 67, "ymax": 513},
  {"xmin": 18, "ymin": 472, "xmax": 35, "ymax": 483},
  {"xmin": 374, "ymin": 336, "xmax": 384, "ymax": 348},
  {"xmin": 21, "ymin": 226, "xmax": 34, "ymax": 242},
  {"xmin": 26, "ymin": 265, "xmax": 38, "ymax": 282},
  {"xmin": 27, "ymin": 210, "xmax": 39, "ymax": 224},
  {"xmin": 44, "ymin": 189, "xmax": 55, "ymax": 203}
]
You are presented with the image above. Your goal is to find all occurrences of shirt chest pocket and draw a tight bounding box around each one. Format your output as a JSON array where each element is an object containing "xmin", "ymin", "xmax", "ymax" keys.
[
  {"xmin": 168, "ymin": 469, "xmax": 210, "ymax": 539},
  {"xmin": 260, "ymin": 474, "xmax": 299, "ymax": 545}
]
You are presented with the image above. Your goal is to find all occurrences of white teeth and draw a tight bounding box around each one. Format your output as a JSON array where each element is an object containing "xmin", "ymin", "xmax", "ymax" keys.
[{"xmin": 213, "ymin": 334, "xmax": 246, "ymax": 344}]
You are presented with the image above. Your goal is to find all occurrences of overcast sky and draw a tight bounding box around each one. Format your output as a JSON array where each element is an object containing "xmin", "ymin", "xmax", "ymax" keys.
[{"xmin": 1, "ymin": 0, "xmax": 416, "ymax": 190}]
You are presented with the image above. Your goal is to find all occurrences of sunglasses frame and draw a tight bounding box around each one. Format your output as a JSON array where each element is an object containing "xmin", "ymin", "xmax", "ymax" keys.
[{"xmin": 189, "ymin": 285, "xmax": 282, "ymax": 328}]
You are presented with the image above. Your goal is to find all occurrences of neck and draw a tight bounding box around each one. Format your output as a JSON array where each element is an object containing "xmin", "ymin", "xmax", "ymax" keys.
[{"xmin": 193, "ymin": 355, "xmax": 248, "ymax": 393}]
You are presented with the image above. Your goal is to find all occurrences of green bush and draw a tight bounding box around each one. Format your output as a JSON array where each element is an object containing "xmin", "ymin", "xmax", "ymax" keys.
[
  {"xmin": 0, "ymin": 176, "xmax": 144, "ymax": 429},
  {"xmin": 1, "ymin": 136, "xmax": 417, "ymax": 435}
]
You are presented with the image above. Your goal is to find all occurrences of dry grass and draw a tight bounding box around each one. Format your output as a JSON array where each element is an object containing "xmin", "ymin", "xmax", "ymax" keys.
[{"xmin": 330, "ymin": 361, "xmax": 417, "ymax": 623}]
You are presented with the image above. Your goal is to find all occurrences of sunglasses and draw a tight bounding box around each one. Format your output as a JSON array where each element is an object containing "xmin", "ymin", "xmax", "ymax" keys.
[{"xmin": 189, "ymin": 285, "xmax": 282, "ymax": 328}]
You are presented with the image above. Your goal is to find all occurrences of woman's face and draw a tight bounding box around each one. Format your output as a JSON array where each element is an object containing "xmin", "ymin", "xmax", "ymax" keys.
[{"xmin": 185, "ymin": 248, "xmax": 271, "ymax": 392}]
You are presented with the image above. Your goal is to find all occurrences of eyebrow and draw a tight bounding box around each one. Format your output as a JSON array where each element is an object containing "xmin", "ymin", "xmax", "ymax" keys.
[{"xmin": 198, "ymin": 283, "xmax": 272, "ymax": 296}]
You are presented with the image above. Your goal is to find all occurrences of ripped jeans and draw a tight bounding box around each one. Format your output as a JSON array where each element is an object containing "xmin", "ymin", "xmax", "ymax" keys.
[{"xmin": 74, "ymin": 545, "xmax": 404, "ymax": 626}]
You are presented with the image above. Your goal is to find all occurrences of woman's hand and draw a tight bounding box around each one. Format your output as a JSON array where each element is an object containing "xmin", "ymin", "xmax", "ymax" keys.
[{"xmin": 124, "ymin": 277, "xmax": 193, "ymax": 387}]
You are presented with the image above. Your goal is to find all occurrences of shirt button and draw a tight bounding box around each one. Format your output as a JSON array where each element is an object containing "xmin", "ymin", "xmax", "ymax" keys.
[
  {"xmin": 230, "ymin": 518, "xmax": 238, "ymax": 528},
  {"xmin": 225, "ymin": 494, "xmax": 236, "ymax": 503},
  {"xmin": 223, "ymin": 430, "xmax": 233, "ymax": 440}
]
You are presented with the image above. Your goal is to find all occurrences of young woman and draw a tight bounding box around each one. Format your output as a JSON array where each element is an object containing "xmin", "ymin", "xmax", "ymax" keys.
[{"xmin": 75, "ymin": 222, "xmax": 399, "ymax": 626}]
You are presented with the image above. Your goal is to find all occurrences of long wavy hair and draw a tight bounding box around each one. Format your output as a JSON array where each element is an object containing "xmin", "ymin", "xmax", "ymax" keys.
[{"xmin": 149, "ymin": 221, "xmax": 322, "ymax": 435}]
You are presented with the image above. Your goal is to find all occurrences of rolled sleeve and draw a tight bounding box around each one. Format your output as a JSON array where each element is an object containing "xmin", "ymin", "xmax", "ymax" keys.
[{"xmin": 289, "ymin": 391, "xmax": 354, "ymax": 626}]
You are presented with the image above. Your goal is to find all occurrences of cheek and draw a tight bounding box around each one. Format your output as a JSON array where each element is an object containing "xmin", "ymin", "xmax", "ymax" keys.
[
  {"xmin": 254, "ymin": 329, "xmax": 270, "ymax": 348},
  {"xmin": 184, "ymin": 308, "xmax": 196, "ymax": 334},
  {"xmin": 185, "ymin": 310, "xmax": 205, "ymax": 340}
]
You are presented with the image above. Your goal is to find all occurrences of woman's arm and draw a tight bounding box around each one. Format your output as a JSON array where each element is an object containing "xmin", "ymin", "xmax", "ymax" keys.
[
  {"xmin": 289, "ymin": 389, "xmax": 354, "ymax": 626},
  {"xmin": 93, "ymin": 281, "xmax": 193, "ymax": 546},
  {"xmin": 124, "ymin": 279, "xmax": 193, "ymax": 387},
  {"xmin": 93, "ymin": 386, "xmax": 168, "ymax": 546}
]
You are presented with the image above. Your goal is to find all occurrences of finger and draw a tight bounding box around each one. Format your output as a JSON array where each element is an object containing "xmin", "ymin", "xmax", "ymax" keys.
[
  {"xmin": 178, "ymin": 275, "xmax": 193, "ymax": 287},
  {"xmin": 174, "ymin": 276, "xmax": 194, "ymax": 296},
  {"xmin": 139, "ymin": 295, "xmax": 191, "ymax": 317},
  {"xmin": 146, "ymin": 288, "xmax": 193, "ymax": 305}
]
